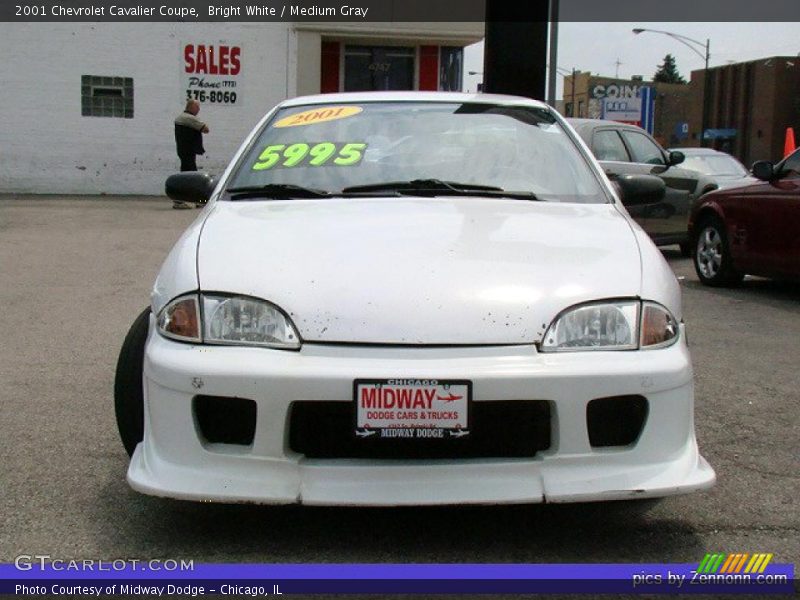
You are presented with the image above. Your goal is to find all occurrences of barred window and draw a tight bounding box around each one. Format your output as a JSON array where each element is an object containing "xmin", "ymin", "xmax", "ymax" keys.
[{"xmin": 81, "ymin": 75, "xmax": 134, "ymax": 118}]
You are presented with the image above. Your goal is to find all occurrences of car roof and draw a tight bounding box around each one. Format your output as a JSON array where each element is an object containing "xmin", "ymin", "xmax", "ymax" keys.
[
  {"xmin": 566, "ymin": 118, "xmax": 647, "ymax": 134},
  {"xmin": 668, "ymin": 147, "xmax": 728, "ymax": 156},
  {"xmin": 280, "ymin": 91, "xmax": 552, "ymax": 110},
  {"xmin": 567, "ymin": 117, "xmax": 647, "ymax": 141}
]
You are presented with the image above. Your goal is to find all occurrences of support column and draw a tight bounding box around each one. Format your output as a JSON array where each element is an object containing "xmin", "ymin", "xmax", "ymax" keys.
[{"xmin": 483, "ymin": 1, "xmax": 550, "ymax": 100}]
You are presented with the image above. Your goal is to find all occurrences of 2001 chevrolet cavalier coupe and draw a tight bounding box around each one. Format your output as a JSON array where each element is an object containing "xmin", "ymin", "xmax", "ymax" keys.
[{"xmin": 115, "ymin": 92, "xmax": 715, "ymax": 505}]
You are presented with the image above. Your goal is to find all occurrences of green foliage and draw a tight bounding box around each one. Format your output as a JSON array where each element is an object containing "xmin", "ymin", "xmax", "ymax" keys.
[{"xmin": 653, "ymin": 54, "xmax": 687, "ymax": 84}]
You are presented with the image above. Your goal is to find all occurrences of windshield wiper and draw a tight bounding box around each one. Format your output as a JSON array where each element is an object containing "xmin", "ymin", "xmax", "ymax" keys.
[
  {"xmin": 343, "ymin": 179, "xmax": 500, "ymax": 193},
  {"xmin": 341, "ymin": 179, "xmax": 539, "ymax": 201},
  {"xmin": 226, "ymin": 180, "xmax": 539, "ymax": 201},
  {"xmin": 227, "ymin": 184, "xmax": 330, "ymax": 200}
]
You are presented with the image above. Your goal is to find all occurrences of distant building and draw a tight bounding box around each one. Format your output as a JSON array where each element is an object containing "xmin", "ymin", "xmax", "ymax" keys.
[
  {"xmin": 685, "ymin": 56, "xmax": 800, "ymax": 165},
  {"xmin": 562, "ymin": 72, "xmax": 691, "ymax": 148},
  {"xmin": 563, "ymin": 57, "xmax": 800, "ymax": 167}
]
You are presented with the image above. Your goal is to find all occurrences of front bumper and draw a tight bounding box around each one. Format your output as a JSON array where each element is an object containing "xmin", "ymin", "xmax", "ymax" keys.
[{"xmin": 128, "ymin": 321, "xmax": 715, "ymax": 505}]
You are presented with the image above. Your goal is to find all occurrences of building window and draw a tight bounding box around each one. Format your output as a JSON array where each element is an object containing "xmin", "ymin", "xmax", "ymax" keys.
[
  {"xmin": 344, "ymin": 46, "xmax": 415, "ymax": 91},
  {"xmin": 439, "ymin": 47, "xmax": 463, "ymax": 91},
  {"xmin": 565, "ymin": 102, "xmax": 574, "ymax": 117},
  {"xmin": 81, "ymin": 75, "xmax": 134, "ymax": 118}
]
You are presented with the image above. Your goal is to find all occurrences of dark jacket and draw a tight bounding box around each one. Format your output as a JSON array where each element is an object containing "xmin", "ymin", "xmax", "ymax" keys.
[
  {"xmin": 174, "ymin": 112, "xmax": 205, "ymax": 157},
  {"xmin": 175, "ymin": 124, "xmax": 204, "ymax": 157}
]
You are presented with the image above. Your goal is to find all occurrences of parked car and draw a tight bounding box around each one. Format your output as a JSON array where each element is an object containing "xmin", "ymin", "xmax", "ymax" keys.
[
  {"xmin": 569, "ymin": 118, "xmax": 710, "ymax": 256},
  {"xmin": 669, "ymin": 147, "xmax": 757, "ymax": 194},
  {"xmin": 115, "ymin": 92, "xmax": 714, "ymax": 505},
  {"xmin": 690, "ymin": 147, "xmax": 800, "ymax": 286}
]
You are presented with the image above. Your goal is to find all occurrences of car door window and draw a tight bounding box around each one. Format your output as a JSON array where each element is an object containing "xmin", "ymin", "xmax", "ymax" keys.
[
  {"xmin": 620, "ymin": 130, "xmax": 666, "ymax": 165},
  {"xmin": 592, "ymin": 130, "xmax": 630, "ymax": 162}
]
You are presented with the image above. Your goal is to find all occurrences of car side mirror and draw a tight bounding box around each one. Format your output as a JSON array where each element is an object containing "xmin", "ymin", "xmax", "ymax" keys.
[
  {"xmin": 611, "ymin": 174, "xmax": 666, "ymax": 206},
  {"xmin": 165, "ymin": 172, "xmax": 216, "ymax": 204},
  {"xmin": 751, "ymin": 160, "xmax": 775, "ymax": 181},
  {"xmin": 667, "ymin": 150, "xmax": 685, "ymax": 167}
]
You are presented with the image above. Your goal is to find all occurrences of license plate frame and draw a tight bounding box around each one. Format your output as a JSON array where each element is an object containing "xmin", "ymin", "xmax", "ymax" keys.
[{"xmin": 353, "ymin": 379, "xmax": 472, "ymax": 441}]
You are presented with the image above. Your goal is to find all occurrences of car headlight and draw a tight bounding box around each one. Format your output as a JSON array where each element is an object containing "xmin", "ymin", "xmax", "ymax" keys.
[
  {"xmin": 203, "ymin": 295, "xmax": 300, "ymax": 348},
  {"xmin": 541, "ymin": 300, "xmax": 678, "ymax": 352},
  {"xmin": 156, "ymin": 294, "xmax": 300, "ymax": 349}
]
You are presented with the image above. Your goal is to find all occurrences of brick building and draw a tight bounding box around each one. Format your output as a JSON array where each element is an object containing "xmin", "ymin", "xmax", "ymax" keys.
[{"xmin": 685, "ymin": 56, "xmax": 800, "ymax": 165}]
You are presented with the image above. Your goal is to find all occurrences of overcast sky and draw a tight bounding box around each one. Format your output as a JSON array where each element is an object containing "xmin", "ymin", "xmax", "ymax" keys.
[{"xmin": 464, "ymin": 22, "xmax": 800, "ymax": 98}]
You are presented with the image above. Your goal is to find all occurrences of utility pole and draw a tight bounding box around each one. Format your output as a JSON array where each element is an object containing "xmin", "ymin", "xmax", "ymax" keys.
[
  {"xmin": 632, "ymin": 28, "xmax": 711, "ymax": 146},
  {"xmin": 572, "ymin": 68, "xmax": 576, "ymax": 116},
  {"xmin": 614, "ymin": 58, "xmax": 623, "ymax": 79}
]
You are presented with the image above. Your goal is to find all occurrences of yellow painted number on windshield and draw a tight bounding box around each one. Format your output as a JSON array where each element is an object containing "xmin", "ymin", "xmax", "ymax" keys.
[
  {"xmin": 309, "ymin": 142, "xmax": 337, "ymax": 165},
  {"xmin": 252, "ymin": 145, "xmax": 285, "ymax": 171},
  {"xmin": 273, "ymin": 106, "xmax": 363, "ymax": 128},
  {"xmin": 252, "ymin": 142, "xmax": 367, "ymax": 171},
  {"xmin": 334, "ymin": 143, "xmax": 367, "ymax": 166},
  {"xmin": 283, "ymin": 143, "xmax": 310, "ymax": 167}
]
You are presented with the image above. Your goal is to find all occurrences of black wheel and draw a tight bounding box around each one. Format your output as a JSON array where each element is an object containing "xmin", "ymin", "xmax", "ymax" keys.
[
  {"xmin": 678, "ymin": 241, "xmax": 691, "ymax": 258},
  {"xmin": 693, "ymin": 216, "xmax": 744, "ymax": 287},
  {"xmin": 114, "ymin": 308, "xmax": 150, "ymax": 456}
]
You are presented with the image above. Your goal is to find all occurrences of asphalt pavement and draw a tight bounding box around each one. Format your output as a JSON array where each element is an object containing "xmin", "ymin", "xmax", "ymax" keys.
[{"xmin": 1, "ymin": 196, "xmax": 798, "ymax": 572}]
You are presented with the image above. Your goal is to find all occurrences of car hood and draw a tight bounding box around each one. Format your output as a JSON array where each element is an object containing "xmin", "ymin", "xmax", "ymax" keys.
[
  {"xmin": 711, "ymin": 174, "xmax": 758, "ymax": 190},
  {"xmin": 197, "ymin": 198, "xmax": 643, "ymax": 345}
]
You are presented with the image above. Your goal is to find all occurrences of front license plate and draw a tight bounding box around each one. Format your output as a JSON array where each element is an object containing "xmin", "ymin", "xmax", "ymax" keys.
[{"xmin": 354, "ymin": 379, "xmax": 471, "ymax": 439}]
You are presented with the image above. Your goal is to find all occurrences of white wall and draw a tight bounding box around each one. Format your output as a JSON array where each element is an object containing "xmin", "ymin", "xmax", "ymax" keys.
[
  {"xmin": 0, "ymin": 21, "xmax": 482, "ymax": 195},
  {"xmin": 0, "ymin": 23, "xmax": 293, "ymax": 195}
]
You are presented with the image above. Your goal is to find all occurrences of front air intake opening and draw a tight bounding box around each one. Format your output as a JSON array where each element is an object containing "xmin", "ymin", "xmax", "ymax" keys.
[
  {"xmin": 193, "ymin": 395, "xmax": 257, "ymax": 446},
  {"xmin": 586, "ymin": 395, "xmax": 649, "ymax": 448},
  {"xmin": 289, "ymin": 400, "xmax": 552, "ymax": 459}
]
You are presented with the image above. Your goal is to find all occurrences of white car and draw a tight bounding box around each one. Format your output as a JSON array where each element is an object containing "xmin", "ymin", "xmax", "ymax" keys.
[{"xmin": 115, "ymin": 92, "xmax": 715, "ymax": 505}]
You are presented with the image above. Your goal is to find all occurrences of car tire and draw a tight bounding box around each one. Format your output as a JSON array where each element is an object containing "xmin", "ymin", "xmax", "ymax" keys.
[
  {"xmin": 693, "ymin": 217, "xmax": 744, "ymax": 287},
  {"xmin": 114, "ymin": 308, "xmax": 150, "ymax": 457}
]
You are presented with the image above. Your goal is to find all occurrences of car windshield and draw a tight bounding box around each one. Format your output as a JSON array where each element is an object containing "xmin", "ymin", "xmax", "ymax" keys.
[
  {"xmin": 681, "ymin": 154, "xmax": 748, "ymax": 177},
  {"xmin": 226, "ymin": 101, "xmax": 607, "ymax": 203}
]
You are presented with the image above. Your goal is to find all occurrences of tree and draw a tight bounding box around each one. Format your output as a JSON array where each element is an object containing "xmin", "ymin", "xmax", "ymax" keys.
[{"xmin": 653, "ymin": 54, "xmax": 687, "ymax": 84}]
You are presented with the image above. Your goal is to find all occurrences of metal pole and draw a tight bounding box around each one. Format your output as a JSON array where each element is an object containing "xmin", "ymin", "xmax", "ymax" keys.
[
  {"xmin": 546, "ymin": 0, "xmax": 559, "ymax": 107},
  {"xmin": 700, "ymin": 38, "xmax": 710, "ymax": 147},
  {"xmin": 572, "ymin": 68, "xmax": 576, "ymax": 116},
  {"xmin": 631, "ymin": 28, "xmax": 711, "ymax": 147}
]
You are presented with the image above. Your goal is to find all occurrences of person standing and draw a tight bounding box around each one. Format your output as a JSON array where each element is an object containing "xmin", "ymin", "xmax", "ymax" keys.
[{"xmin": 173, "ymin": 99, "xmax": 210, "ymax": 209}]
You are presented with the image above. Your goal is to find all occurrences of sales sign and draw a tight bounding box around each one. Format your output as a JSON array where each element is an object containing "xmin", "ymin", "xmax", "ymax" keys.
[
  {"xmin": 600, "ymin": 97, "xmax": 642, "ymax": 124},
  {"xmin": 600, "ymin": 86, "xmax": 655, "ymax": 134},
  {"xmin": 182, "ymin": 42, "xmax": 242, "ymax": 106}
]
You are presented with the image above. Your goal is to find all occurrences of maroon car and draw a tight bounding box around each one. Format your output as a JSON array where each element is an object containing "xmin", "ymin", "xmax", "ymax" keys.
[{"xmin": 689, "ymin": 148, "xmax": 800, "ymax": 286}]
